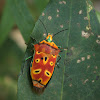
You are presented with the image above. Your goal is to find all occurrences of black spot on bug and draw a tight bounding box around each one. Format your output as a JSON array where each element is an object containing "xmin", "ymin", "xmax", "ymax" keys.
[
  {"xmin": 35, "ymin": 70, "xmax": 40, "ymax": 73},
  {"xmin": 46, "ymin": 72, "xmax": 49, "ymax": 75},
  {"xmin": 41, "ymin": 57, "xmax": 43, "ymax": 60},
  {"xmin": 38, "ymin": 80, "xmax": 41, "ymax": 83},
  {"xmin": 45, "ymin": 57, "xmax": 47, "ymax": 61},
  {"xmin": 37, "ymin": 59, "xmax": 38, "ymax": 61}
]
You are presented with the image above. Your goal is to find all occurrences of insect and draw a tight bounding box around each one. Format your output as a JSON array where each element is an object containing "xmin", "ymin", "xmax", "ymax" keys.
[{"xmin": 26, "ymin": 19, "xmax": 67, "ymax": 93}]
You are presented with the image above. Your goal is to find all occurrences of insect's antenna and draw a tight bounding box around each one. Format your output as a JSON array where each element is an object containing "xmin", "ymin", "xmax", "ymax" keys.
[
  {"xmin": 39, "ymin": 19, "xmax": 48, "ymax": 35},
  {"xmin": 53, "ymin": 29, "xmax": 68, "ymax": 37}
]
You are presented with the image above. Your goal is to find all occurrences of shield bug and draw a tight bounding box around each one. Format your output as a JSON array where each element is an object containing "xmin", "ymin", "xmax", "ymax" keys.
[{"xmin": 26, "ymin": 19, "xmax": 68, "ymax": 93}]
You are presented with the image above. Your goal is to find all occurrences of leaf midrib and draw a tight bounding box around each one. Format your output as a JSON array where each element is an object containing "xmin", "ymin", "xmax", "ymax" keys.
[{"xmin": 60, "ymin": 0, "xmax": 73, "ymax": 100}]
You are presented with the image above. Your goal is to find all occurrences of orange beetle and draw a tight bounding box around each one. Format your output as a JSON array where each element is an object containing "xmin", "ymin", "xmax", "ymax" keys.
[
  {"xmin": 28, "ymin": 19, "xmax": 68, "ymax": 93},
  {"xmin": 30, "ymin": 34, "xmax": 60, "ymax": 92}
]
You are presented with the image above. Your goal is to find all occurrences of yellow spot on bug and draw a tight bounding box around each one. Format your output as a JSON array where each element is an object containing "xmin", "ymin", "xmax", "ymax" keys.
[
  {"xmin": 79, "ymin": 10, "xmax": 82, "ymax": 14},
  {"xmin": 36, "ymin": 51, "xmax": 41, "ymax": 54},
  {"xmin": 40, "ymin": 39, "xmax": 59, "ymax": 49},
  {"xmin": 33, "ymin": 69, "xmax": 42, "ymax": 74},
  {"xmin": 50, "ymin": 61, "xmax": 54, "ymax": 66},
  {"xmin": 43, "ymin": 56, "xmax": 49, "ymax": 65},
  {"xmin": 77, "ymin": 59, "xmax": 81, "ymax": 63},
  {"xmin": 42, "ymin": 12, "xmax": 45, "ymax": 16},
  {"xmin": 87, "ymin": 55, "xmax": 91, "ymax": 59},
  {"xmin": 35, "ymin": 58, "xmax": 40, "ymax": 63},
  {"xmin": 45, "ymin": 70, "xmax": 52, "ymax": 77},
  {"xmin": 81, "ymin": 57, "xmax": 85, "ymax": 61},
  {"xmin": 48, "ymin": 16, "xmax": 52, "ymax": 20},
  {"xmin": 38, "ymin": 78, "xmax": 43, "ymax": 83},
  {"xmin": 60, "ymin": 24, "xmax": 64, "ymax": 28},
  {"xmin": 52, "ymin": 55, "xmax": 56, "ymax": 58},
  {"xmin": 81, "ymin": 31, "xmax": 90, "ymax": 38}
]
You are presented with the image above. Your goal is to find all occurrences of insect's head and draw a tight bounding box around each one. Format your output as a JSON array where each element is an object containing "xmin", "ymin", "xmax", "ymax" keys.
[{"xmin": 46, "ymin": 35, "xmax": 53, "ymax": 42}]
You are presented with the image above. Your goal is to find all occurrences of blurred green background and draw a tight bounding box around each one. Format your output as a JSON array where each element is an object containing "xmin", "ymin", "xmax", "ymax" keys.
[{"xmin": 0, "ymin": 0, "xmax": 99, "ymax": 100}]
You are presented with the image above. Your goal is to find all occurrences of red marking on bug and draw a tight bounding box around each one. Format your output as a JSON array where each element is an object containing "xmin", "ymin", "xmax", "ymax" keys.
[{"xmin": 30, "ymin": 34, "xmax": 60, "ymax": 93}]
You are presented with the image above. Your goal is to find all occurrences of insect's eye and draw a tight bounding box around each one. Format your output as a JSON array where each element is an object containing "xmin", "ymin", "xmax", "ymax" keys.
[
  {"xmin": 35, "ymin": 58, "xmax": 40, "ymax": 63},
  {"xmin": 50, "ymin": 61, "xmax": 54, "ymax": 66},
  {"xmin": 52, "ymin": 55, "xmax": 56, "ymax": 58}
]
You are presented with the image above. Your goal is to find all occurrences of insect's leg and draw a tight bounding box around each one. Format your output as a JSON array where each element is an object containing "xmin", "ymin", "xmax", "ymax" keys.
[
  {"xmin": 25, "ymin": 44, "xmax": 34, "ymax": 61},
  {"xmin": 25, "ymin": 56, "xmax": 33, "ymax": 61},
  {"xmin": 30, "ymin": 36, "xmax": 38, "ymax": 44},
  {"xmin": 57, "ymin": 55, "xmax": 61, "ymax": 63},
  {"xmin": 56, "ymin": 55, "xmax": 61, "ymax": 68},
  {"xmin": 58, "ymin": 46, "xmax": 63, "ymax": 52},
  {"xmin": 58, "ymin": 46, "xmax": 68, "ymax": 52},
  {"xmin": 30, "ymin": 36, "xmax": 37, "ymax": 41},
  {"xmin": 25, "ymin": 36, "xmax": 37, "ymax": 46}
]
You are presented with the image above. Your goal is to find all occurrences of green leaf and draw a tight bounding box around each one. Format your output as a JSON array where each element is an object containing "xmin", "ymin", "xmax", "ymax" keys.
[
  {"xmin": 96, "ymin": 11, "xmax": 100, "ymax": 23},
  {"xmin": 33, "ymin": 0, "xmax": 50, "ymax": 16},
  {"xmin": 18, "ymin": 0, "xmax": 100, "ymax": 100},
  {"xmin": 10, "ymin": 0, "xmax": 35, "ymax": 43},
  {"xmin": 0, "ymin": 0, "xmax": 14, "ymax": 46},
  {"xmin": 26, "ymin": 0, "xmax": 50, "ymax": 21}
]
